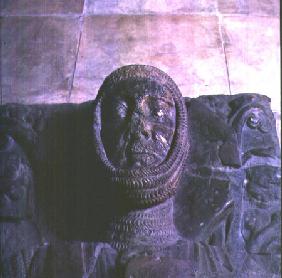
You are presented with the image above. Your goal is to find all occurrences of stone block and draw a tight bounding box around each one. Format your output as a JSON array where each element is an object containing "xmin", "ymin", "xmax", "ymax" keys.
[
  {"xmin": 218, "ymin": 0, "xmax": 279, "ymax": 16},
  {"xmin": 71, "ymin": 15, "xmax": 229, "ymax": 102},
  {"xmin": 85, "ymin": 0, "xmax": 217, "ymax": 15},
  {"xmin": 0, "ymin": 16, "xmax": 81, "ymax": 104},
  {"xmin": 221, "ymin": 16, "xmax": 280, "ymax": 112},
  {"xmin": 0, "ymin": 0, "xmax": 84, "ymax": 15}
]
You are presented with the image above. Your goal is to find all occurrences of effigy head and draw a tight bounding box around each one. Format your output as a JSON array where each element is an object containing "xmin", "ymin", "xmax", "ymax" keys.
[
  {"xmin": 0, "ymin": 133, "xmax": 34, "ymax": 220},
  {"xmin": 93, "ymin": 65, "xmax": 189, "ymax": 208},
  {"xmin": 100, "ymin": 71, "xmax": 177, "ymax": 169}
]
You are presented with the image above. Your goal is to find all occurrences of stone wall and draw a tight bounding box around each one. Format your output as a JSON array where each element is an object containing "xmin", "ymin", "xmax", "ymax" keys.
[{"xmin": 0, "ymin": 0, "xmax": 280, "ymax": 138}]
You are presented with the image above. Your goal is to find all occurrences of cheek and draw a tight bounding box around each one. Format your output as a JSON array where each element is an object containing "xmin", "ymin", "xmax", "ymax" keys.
[
  {"xmin": 160, "ymin": 107, "xmax": 176, "ymax": 127},
  {"xmin": 102, "ymin": 118, "xmax": 128, "ymax": 141},
  {"xmin": 155, "ymin": 114, "xmax": 176, "ymax": 142},
  {"xmin": 102, "ymin": 109, "xmax": 125, "ymax": 128},
  {"xmin": 152, "ymin": 125, "xmax": 175, "ymax": 145},
  {"xmin": 101, "ymin": 120, "xmax": 129, "ymax": 155}
]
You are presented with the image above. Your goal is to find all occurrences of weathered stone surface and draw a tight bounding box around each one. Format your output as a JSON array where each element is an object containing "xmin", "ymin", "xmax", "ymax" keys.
[
  {"xmin": 0, "ymin": 0, "xmax": 84, "ymax": 15},
  {"xmin": 71, "ymin": 15, "xmax": 229, "ymax": 102},
  {"xmin": 185, "ymin": 94, "xmax": 280, "ymax": 170},
  {"xmin": 0, "ymin": 16, "xmax": 81, "ymax": 104},
  {"xmin": 174, "ymin": 175, "xmax": 233, "ymax": 242},
  {"xmin": 221, "ymin": 16, "xmax": 280, "ymax": 112},
  {"xmin": 85, "ymin": 0, "xmax": 217, "ymax": 15},
  {"xmin": 122, "ymin": 240, "xmax": 233, "ymax": 277},
  {"xmin": 173, "ymin": 94, "xmax": 280, "ymax": 276},
  {"xmin": 241, "ymin": 166, "xmax": 281, "ymax": 274},
  {"xmin": 218, "ymin": 0, "xmax": 279, "ymax": 16}
]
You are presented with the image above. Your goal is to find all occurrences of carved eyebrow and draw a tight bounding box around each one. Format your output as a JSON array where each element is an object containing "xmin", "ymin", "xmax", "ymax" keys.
[{"xmin": 149, "ymin": 96, "xmax": 174, "ymax": 107}]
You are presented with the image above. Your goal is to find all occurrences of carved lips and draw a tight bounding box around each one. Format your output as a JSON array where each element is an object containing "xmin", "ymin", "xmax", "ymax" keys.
[{"xmin": 128, "ymin": 143, "xmax": 161, "ymax": 168}]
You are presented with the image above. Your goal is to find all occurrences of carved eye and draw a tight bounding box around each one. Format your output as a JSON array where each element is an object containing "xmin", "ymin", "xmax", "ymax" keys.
[{"xmin": 247, "ymin": 113, "xmax": 261, "ymax": 129}]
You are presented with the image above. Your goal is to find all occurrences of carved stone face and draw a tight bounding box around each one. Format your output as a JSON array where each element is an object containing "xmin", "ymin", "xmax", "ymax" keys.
[
  {"xmin": 93, "ymin": 65, "xmax": 188, "ymax": 207},
  {"xmin": 100, "ymin": 80, "xmax": 176, "ymax": 169},
  {"xmin": 0, "ymin": 135, "xmax": 31, "ymax": 219}
]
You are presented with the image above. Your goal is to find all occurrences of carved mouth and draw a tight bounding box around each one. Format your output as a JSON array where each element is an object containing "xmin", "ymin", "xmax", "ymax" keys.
[
  {"xmin": 130, "ymin": 148, "xmax": 162, "ymax": 160},
  {"xmin": 129, "ymin": 151, "xmax": 160, "ymax": 168},
  {"xmin": 125, "ymin": 143, "xmax": 165, "ymax": 168},
  {"xmin": 130, "ymin": 144, "xmax": 163, "ymax": 156},
  {"xmin": 131, "ymin": 145, "xmax": 151, "ymax": 153},
  {"xmin": 130, "ymin": 152, "xmax": 157, "ymax": 160}
]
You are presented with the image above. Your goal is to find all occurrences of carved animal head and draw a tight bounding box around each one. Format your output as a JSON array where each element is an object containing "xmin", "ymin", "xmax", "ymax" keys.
[
  {"xmin": 93, "ymin": 65, "xmax": 189, "ymax": 208},
  {"xmin": 229, "ymin": 95, "xmax": 280, "ymax": 165}
]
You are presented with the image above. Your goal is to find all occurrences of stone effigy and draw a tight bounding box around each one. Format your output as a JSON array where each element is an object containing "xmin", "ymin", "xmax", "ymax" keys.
[{"xmin": 0, "ymin": 65, "xmax": 280, "ymax": 277}]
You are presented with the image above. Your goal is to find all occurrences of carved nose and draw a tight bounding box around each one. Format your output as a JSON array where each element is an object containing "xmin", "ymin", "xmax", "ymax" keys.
[
  {"xmin": 140, "ymin": 124, "xmax": 150, "ymax": 139},
  {"xmin": 134, "ymin": 121, "xmax": 151, "ymax": 140},
  {"xmin": 130, "ymin": 115, "xmax": 151, "ymax": 140}
]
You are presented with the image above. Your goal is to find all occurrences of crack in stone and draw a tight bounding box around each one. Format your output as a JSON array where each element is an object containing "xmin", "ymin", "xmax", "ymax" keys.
[
  {"xmin": 216, "ymin": 2, "xmax": 232, "ymax": 95},
  {"xmin": 217, "ymin": 11, "xmax": 232, "ymax": 95},
  {"xmin": 68, "ymin": 15, "xmax": 83, "ymax": 101}
]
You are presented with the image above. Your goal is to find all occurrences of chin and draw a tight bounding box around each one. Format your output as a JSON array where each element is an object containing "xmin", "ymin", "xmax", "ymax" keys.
[{"xmin": 127, "ymin": 154, "xmax": 163, "ymax": 168}]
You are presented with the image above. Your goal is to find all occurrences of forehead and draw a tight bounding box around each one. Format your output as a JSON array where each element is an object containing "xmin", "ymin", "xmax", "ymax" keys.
[{"xmin": 104, "ymin": 79, "xmax": 174, "ymax": 102}]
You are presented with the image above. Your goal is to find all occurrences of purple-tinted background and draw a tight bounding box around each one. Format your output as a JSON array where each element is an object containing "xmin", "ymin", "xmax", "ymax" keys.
[{"xmin": 0, "ymin": 0, "xmax": 280, "ymax": 140}]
